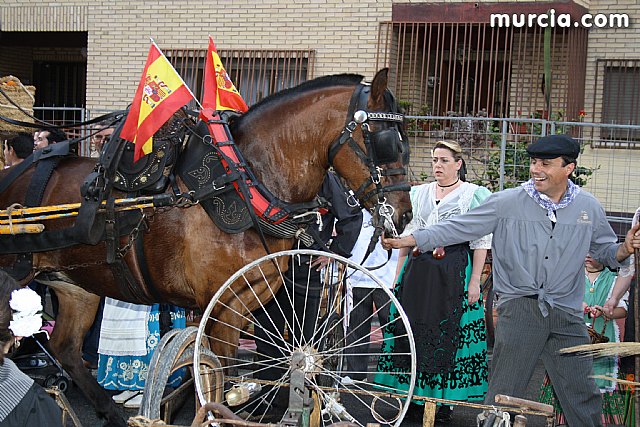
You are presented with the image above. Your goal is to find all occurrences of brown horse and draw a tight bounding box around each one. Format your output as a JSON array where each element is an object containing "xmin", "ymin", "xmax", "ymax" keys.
[{"xmin": 0, "ymin": 69, "xmax": 411, "ymax": 426}]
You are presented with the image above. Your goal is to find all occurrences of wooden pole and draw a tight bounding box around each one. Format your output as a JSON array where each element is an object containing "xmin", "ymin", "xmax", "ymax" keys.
[
  {"xmin": 0, "ymin": 196, "xmax": 157, "ymax": 218},
  {"xmin": 0, "ymin": 224, "xmax": 44, "ymax": 234},
  {"xmin": 494, "ymin": 394, "xmax": 554, "ymax": 416},
  {"xmin": 422, "ymin": 401, "xmax": 436, "ymax": 427}
]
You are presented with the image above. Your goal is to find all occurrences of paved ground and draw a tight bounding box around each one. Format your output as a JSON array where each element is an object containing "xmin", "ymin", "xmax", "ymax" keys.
[{"xmin": 61, "ymin": 354, "xmax": 551, "ymax": 427}]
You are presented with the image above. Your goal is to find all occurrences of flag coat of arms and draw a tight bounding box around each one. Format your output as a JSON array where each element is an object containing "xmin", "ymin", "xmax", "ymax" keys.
[
  {"xmin": 201, "ymin": 36, "xmax": 248, "ymax": 113},
  {"xmin": 120, "ymin": 42, "xmax": 193, "ymax": 161}
]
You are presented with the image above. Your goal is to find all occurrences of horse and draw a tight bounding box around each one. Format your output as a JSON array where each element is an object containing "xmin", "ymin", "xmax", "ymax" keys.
[{"xmin": 0, "ymin": 68, "xmax": 412, "ymax": 426}]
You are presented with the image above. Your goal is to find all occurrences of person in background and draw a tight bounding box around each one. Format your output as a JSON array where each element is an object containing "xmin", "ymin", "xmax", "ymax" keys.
[
  {"xmin": 376, "ymin": 140, "xmax": 491, "ymax": 423},
  {"xmin": 0, "ymin": 270, "xmax": 62, "ymax": 427},
  {"xmin": 81, "ymin": 122, "xmax": 116, "ymax": 367},
  {"xmin": 33, "ymin": 128, "xmax": 66, "ymax": 150},
  {"xmin": 604, "ymin": 206, "xmax": 638, "ymax": 426},
  {"xmin": 27, "ymin": 128, "xmax": 67, "ymax": 316},
  {"xmin": 97, "ymin": 299, "xmax": 186, "ymax": 409},
  {"xmin": 251, "ymin": 171, "xmax": 362, "ymax": 412},
  {"xmin": 539, "ymin": 255, "xmax": 632, "ymax": 425},
  {"xmin": 343, "ymin": 208, "xmax": 398, "ymax": 384},
  {"xmin": 3, "ymin": 133, "xmax": 33, "ymax": 168},
  {"xmin": 381, "ymin": 134, "xmax": 640, "ymax": 427},
  {"xmin": 91, "ymin": 123, "xmax": 114, "ymax": 157}
]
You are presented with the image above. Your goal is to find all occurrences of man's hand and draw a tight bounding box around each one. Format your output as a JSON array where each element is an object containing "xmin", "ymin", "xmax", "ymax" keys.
[
  {"xmin": 620, "ymin": 223, "xmax": 640, "ymax": 260},
  {"xmin": 381, "ymin": 234, "xmax": 416, "ymax": 251},
  {"xmin": 309, "ymin": 255, "xmax": 332, "ymax": 271}
]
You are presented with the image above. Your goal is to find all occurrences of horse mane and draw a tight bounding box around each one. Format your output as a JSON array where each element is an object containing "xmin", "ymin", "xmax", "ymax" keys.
[{"xmin": 231, "ymin": 73, "xmax": 363, "ymax": 129}]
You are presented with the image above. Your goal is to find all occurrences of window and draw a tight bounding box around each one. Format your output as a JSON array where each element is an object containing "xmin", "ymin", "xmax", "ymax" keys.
[
  {"xmin": 165, "ymin": 49, "xmax": 315, "ymax": 109},
  {"xmin": 601, "ymin": 62, "xmax": 640, "ymax": 143}
]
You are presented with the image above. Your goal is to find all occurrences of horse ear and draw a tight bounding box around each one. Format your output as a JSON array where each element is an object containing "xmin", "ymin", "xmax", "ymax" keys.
[{"xmin": 369, "ymin": 68, "xmax": 389, "ymax": 109}]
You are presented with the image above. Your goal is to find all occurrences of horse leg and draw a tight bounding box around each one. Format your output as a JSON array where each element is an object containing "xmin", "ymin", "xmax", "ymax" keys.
[{"xmin": 46, "ymin": 281, "xmax": 127, "ymax": 427}]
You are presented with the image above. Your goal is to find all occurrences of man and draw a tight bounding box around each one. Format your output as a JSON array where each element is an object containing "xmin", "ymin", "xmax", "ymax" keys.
[
  {"xmin": 34, "ymin": 128, "xmax": 66, "ymax": 150},
  {"xmin": 382, "ymin": 134, "xmax": 640, "ymax": 426},
  {"xmin": 91, "ymin": 123, "xmax": 114, "ymax": 157},
  {"xmin": 3, "ymin": 133, "xmax": 33, "ymax": 168},
  {"xmin": 343, "ymin": 208, "xmax": 398, "ymax": 383}
]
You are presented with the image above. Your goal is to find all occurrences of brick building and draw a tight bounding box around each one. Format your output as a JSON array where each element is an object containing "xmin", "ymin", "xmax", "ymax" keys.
[{"xmin": 1, "ymin": 0, "xmax": 638, "ymax": 126}]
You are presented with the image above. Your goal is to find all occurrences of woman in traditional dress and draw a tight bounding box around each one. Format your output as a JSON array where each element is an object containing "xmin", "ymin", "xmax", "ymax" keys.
[
  {"xmin": 97, "ymin": 299, "xmax": 186, "ymax": 409},
  {"xmin": 375, "ymin": 140, "xmax": 491, "ymax": 422},
  {"xmin": 539, "ymin": 254, "xmax": 630, "ymax": 425}
]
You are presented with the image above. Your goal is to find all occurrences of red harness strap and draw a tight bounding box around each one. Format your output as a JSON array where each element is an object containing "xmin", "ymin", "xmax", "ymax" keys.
[{"xmin": 199, "ymin": 108, "xmax": 287, "ymax": 224}]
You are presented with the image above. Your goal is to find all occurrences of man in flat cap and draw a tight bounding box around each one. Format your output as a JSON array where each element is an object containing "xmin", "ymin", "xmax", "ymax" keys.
[{"xmin": 381, "ymin": 134, "xmax": 640, "ymax": 426}]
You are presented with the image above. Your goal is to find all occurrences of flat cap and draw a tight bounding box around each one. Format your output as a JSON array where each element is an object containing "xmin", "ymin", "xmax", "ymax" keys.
[{"xmin": 526, "ymin": 134, "xmax": 580, "ymax": 159}]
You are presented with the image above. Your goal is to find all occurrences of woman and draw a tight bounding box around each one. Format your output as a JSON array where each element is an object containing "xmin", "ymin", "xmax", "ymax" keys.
[
  {"xmin": 97, "ymin": 299, "xmax": 186, "ymax": 409},
  {"xmin": 0, "ymin": 270, "xmax": 62, "ymax": 427},
  {"xmin": 375, "ymin": 140, "xmax": 491, "ymax": 422},
  {"xmin": 539, "ymin": 255, "xmax": 630, "ymax": 425}
]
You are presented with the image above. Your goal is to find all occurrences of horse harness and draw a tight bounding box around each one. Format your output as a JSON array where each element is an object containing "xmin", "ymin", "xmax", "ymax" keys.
[
  {"xmin": 328, "ymin": 83, "xmax": 410, "ymax": 260},
  {"xmin": 0, "ymin": 81, "xmax": 410, "ymax": 299}
]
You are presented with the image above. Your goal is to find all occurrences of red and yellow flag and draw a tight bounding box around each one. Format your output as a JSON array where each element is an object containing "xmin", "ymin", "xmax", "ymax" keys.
[
  {"xmin": 201, "ymin": 36, "xmax": 248, "ymax": 114},
  {"xmin": 120, "ymin": 43, "xmax": 194, "ymax": 162}
]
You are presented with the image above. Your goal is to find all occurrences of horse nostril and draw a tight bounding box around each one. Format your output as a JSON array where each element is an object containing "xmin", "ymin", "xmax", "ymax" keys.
[{"xmin": 400, "ymin": 211, "xmax": 413, "ymax": 232}]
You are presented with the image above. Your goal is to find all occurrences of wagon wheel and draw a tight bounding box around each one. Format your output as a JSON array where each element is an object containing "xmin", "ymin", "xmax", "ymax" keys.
[
  {"xmin": 194, "ymin": 249, "xmax": 416, "ymax": 426},
  {"xmin": 139, "ymin": 326, "xmax": 223, "ymax": 421}
]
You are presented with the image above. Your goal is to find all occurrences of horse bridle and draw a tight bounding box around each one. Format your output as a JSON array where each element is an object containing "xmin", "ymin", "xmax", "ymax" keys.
[{"xmin": 327, "ymin": 83, "xmax": 410, "ymax": 237}]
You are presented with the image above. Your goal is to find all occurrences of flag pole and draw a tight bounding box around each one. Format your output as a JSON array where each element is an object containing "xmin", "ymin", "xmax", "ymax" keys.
[{"xmin": 150, "ymin": 38, "xmax": 203, "ymax": 111}]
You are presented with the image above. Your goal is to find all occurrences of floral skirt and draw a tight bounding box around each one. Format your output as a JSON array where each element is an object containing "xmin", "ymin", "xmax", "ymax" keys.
[
  {"xmin": 97, "ymin": 304, "xmax": 186, "ymax": 391},
  {"xmin": 374, "ymin": 247, "xmax": 488, "ymax": 403},
  {"xmin": 538, "ymin": 372, "xmax": 626, "ymax": 425}
]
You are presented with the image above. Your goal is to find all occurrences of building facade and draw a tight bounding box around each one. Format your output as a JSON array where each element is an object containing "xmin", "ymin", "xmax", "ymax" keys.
[
  {"xmin": 1, "ymin": 0, "xmax": 638, "ymax": 217},
  {"xmin": 2, "ymin": 0, "xmax": 638, "ymax": 121}
]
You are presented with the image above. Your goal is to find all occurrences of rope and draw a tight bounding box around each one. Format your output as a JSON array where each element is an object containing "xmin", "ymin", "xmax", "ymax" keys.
[{"xmin": 5, "ymin": 203, "xmax": 24, "ymax": 235}]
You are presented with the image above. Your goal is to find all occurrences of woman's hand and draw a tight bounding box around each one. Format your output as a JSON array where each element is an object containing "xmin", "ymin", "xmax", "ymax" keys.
[
  {"xmin": 602, "ymin": 297, "xmax": 620, "ymax": 318},
  {"xmin": 584, "ymin": 305, "xmax": 604, "ymax": 319},
  {"xmin": 468, "ymin": 277, "xmax": 481, "ymax": 306}
]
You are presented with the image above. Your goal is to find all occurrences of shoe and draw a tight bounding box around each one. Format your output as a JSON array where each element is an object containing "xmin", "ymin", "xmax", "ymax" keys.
[
  {"xmin": 435, "ymin": 405, "xmax": 453, "ymax": 423},
  {"xmin": 123, "ymin": 393, "xmax": 144, "ymax": 409},
  {"xmin": 112, "ymin": 390, "xmax": 139, "ymax": 404}
]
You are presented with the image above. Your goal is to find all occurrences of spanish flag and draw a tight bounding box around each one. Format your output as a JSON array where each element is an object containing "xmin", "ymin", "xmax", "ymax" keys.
[
  {"xmin": 201, "ymin": 36, "xmax": 248, "ymax": 114},
  {"xmin": 120, "ymin": 42, "xmax": 194, "ymax": 162}
]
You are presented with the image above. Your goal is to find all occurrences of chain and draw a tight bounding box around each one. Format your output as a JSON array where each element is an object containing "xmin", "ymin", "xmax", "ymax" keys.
[
  {"xmin": 174, "ymin": 191, "xmax": 198, "ymax": 208},
  {"xmin": 117, "ymin": 213, "xmax": 147, "ymax": 258},
  {"xmin": 38, "ymin": 259, "xmax": 107, "ymax": 273},
  {"xmin": 377, "ymin": 197, "xmax": 398, "ymax": 237}
]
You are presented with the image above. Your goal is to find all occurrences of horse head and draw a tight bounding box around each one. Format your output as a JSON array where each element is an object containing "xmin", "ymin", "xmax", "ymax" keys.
[
  {"xmin": 326, "ymin": 68, "xmax": 412, "ymax": 236},
  {"xmin": 231, "ymin": 68, "xmax": 412, "ymax": 238}
]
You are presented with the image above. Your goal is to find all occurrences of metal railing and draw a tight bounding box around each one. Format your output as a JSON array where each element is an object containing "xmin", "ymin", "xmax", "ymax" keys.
[
  {"xmin": 26, "ymin": 107, "xmax": 640, "ymax": 236},
  {"xmin": 406, "ymin": 115, "xmax": 640, "ymax": 237}
]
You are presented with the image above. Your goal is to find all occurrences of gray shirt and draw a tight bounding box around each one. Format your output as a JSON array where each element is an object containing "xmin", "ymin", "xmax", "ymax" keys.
[{"xmin": 412, "ymin": 186, "xmax": 628, "ymax": 318}]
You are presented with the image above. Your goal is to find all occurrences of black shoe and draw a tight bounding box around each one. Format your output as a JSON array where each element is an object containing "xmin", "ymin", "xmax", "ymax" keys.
[{"xmin": 435, "ymin": 405, "xmax": 453, "ymax": 423}]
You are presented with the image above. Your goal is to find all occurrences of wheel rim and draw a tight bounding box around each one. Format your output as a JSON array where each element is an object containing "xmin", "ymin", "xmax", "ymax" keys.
[{"xmin": 194, "ymin": 249, "xmax": 416, "ymax": 426}]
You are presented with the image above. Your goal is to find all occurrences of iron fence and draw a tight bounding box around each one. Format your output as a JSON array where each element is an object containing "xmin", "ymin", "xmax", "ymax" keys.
[
  {"xmin": 406, "ymin": 115, "xmax": 640, "ymax": 237},
  {"xmin": 25, "ymin": 107, "xmax": 640, "ymax": 237}
]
